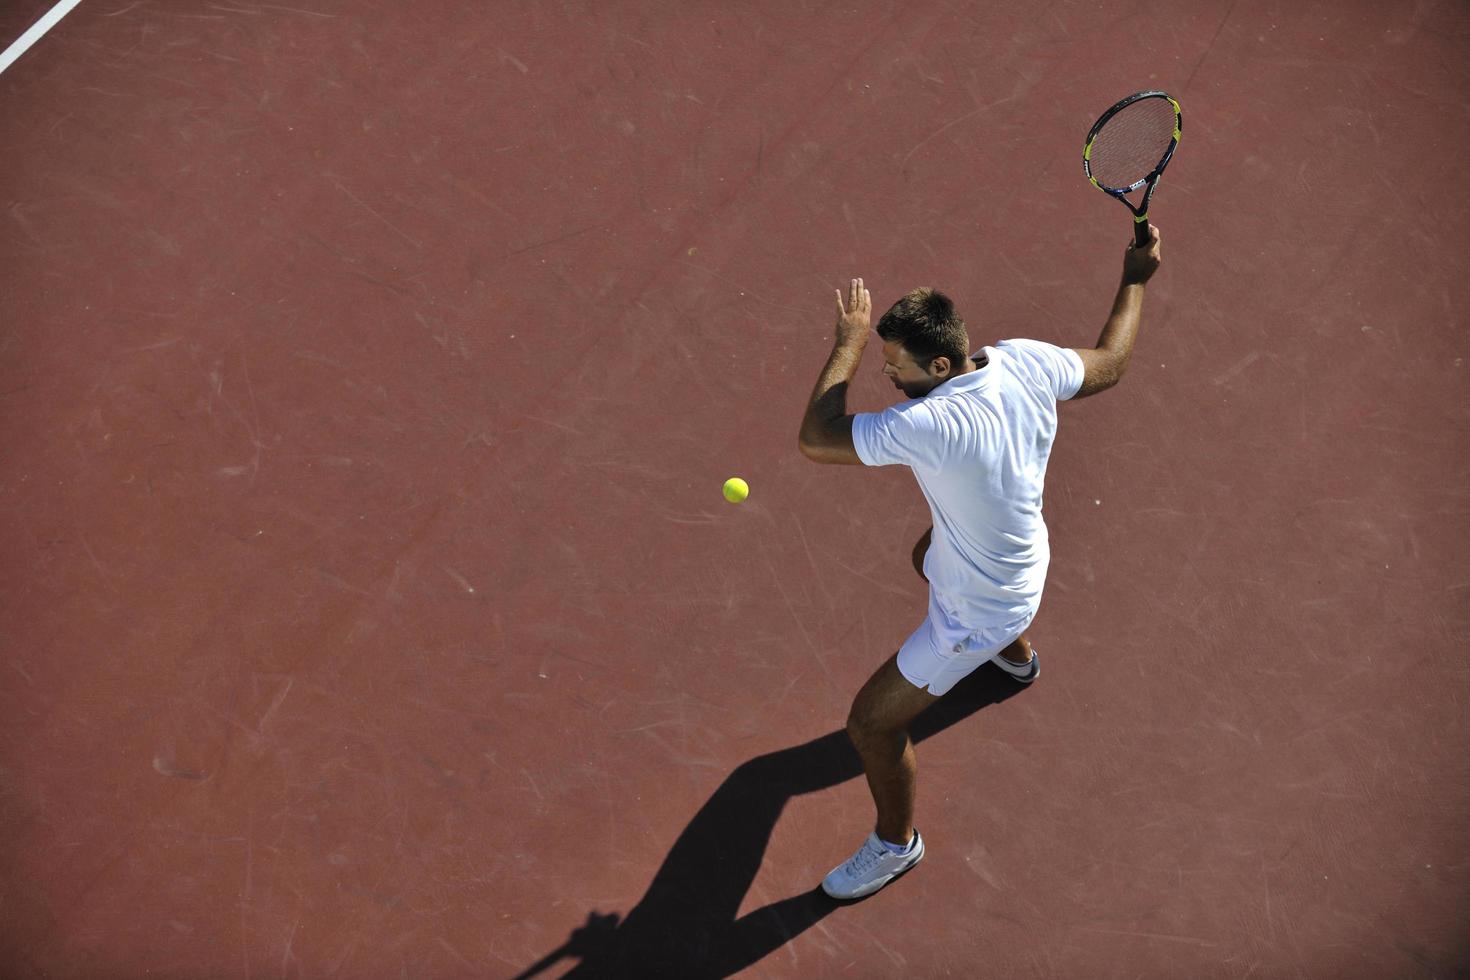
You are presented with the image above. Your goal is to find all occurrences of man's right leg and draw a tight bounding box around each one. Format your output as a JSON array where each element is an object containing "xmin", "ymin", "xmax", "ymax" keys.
[
  {"xmin": 821, "ymin": 655, "xmax": 936, "ymax": 900},
  {"xmin": 846, "ymin": 655, "xmax": 938, "ymax": 846}
]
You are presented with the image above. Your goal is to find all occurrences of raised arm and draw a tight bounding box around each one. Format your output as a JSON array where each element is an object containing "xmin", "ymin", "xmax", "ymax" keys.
[
  {"xmin": 798, "ymin": 278, "xmax": 871, "ymax": 465},
  {"xmin": 1071, "ymin": 225, "xmax": 1162, "ymax": 399}
]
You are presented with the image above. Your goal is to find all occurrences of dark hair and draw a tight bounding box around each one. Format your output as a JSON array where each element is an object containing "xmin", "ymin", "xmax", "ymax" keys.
[{"xmin": 875, "ymin": 288, "xmax": 970, "ymax": 368}]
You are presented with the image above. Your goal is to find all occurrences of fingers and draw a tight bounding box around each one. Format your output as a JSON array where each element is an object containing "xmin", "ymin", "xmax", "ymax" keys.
[
  {"xmin": 1126, "ymin": 227, "xmax": 1160, "ymax": 255},
  {"xmin": 838, "ymin": 278, "xmax": 871, "ymax": 312}
]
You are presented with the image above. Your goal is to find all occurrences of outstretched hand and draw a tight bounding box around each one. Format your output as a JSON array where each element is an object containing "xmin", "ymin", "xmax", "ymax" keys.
[
  {"xmin": 833, "ymin": 277, "xmax": 871, "ymax": 349},
  {"xmin": 1123, "ymin": 225, "xmax": 1162, "ymax": 285}
]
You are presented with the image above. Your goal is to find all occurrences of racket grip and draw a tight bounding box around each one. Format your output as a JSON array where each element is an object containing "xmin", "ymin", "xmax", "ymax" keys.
[{"xmin": 1132, "ymin": 218, "xmax": 1151, "ymax": 248}]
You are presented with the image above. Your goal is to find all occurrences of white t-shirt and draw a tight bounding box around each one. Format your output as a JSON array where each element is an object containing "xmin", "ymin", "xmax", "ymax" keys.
[{"xmin": 851, "ymin": 339, "xmax": 1085, "ymax": 627}]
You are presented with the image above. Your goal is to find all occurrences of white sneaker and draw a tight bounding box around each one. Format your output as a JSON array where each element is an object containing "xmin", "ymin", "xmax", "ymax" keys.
[
  {"xmin": 991, "ymin": 647, "xmax": 1039, "ymax": 683},
  {"xmin": 821, "ymin": 830, "xmax": 925, "ymax": 900}
]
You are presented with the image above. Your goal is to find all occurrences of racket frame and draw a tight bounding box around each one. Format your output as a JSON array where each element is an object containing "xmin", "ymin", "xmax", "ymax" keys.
[{"xmin": 1083, "ymin": 90, "xmax": 1182, "ymax": 246}]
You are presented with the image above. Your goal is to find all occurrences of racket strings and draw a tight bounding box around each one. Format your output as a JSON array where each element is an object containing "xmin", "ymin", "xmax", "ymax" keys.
[{"xmin": 1088, "ymin": 97, "xmax": 1177, "ymax": 191}]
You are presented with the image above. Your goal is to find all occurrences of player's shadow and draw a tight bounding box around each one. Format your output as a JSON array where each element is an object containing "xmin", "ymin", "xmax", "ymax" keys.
[{"xmin": 510, "ymin": 664, "xmax": 1027, "ymax": 979}]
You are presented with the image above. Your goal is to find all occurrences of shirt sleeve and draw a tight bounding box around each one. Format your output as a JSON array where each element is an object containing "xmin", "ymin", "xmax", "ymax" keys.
[
  {"xmin": 851, "ymin": 403, "xmax": 938, "ymax": 468},
  {"xmin": 998, "ymin": 339, "xmax": 1086, "ymax": 401}
]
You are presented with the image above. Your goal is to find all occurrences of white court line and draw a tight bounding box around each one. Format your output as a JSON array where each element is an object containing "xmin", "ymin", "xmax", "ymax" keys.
[{"xmin": 0, "ymin": 0, "xmax": 85, "ymax": 76}]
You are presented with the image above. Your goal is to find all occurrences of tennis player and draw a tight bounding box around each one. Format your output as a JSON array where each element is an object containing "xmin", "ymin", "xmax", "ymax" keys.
[{"xmin": 798, "ymin": 227, "xmax": 1163, "ymax": 900}]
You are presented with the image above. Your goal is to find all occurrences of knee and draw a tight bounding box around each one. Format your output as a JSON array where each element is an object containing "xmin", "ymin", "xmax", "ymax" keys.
[{"xmin": 845, "ymin": 702, "xmax": 894, "ymax": 748}]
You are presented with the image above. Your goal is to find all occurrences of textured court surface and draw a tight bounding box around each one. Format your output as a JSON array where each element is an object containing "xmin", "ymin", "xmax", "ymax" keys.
[{"xmin": 2, "ymin": 1, "xmax": 1468, "ymax": 977}]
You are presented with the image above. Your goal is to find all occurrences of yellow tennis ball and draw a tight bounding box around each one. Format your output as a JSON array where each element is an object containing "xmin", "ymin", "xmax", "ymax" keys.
[{"xmin": 722, "ymin": 477, "xmax": 749, "ymax": 504}]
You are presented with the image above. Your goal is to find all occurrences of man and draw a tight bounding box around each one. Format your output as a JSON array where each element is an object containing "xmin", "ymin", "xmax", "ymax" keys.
[{"xmin": 798, "ymin": 227, "xmax": 1163, "ymax": 900}]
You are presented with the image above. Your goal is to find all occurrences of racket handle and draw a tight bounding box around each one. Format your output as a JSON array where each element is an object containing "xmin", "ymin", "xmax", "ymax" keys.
[{"xmin": 1132, "ymin": 218, "xmax": 1151, "ymax": 248}]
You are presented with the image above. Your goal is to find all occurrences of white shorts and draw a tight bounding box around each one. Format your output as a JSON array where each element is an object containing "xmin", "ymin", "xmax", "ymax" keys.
[{"xmin": 896, "ymin": 590, "xmax": 1035, "ymax": 696}]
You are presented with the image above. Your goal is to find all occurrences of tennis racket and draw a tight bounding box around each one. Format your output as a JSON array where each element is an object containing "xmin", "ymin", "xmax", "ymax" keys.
[{"xmin": 1083, "ymin": 91, "xmax": 1182, "ymax": 246}]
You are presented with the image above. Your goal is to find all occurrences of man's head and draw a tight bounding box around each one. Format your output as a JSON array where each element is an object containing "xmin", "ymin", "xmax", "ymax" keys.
[{"xmin": 876, "ymin": 288, "xmax": 972, "ymax": 399}]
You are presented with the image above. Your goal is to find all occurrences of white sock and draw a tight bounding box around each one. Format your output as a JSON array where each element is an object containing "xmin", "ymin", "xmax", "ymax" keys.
[{"xmin": 880, "ymin": 834, "xmax": 915, "ymax": 855}]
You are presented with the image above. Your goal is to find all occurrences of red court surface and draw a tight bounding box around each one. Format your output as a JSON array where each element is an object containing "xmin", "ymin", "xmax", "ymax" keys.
[{"xmin": 3, "ymin": 1, "xmax": 1468, "ymax": 977}]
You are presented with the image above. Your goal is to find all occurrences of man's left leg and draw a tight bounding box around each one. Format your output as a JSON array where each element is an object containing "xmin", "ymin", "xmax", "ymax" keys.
[
  {"xmin": 996, "ymin": 632, "xmax": 1034, "ymax": 666},
  {"xmin": 911, "ymin": 526, "xmax": 932, "ymax": 582}
]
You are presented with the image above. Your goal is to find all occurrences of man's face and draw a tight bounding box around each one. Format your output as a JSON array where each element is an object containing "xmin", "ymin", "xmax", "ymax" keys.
[{"xmin": 881, "ymin": 339, "xmax": 949, "ymax": 399}]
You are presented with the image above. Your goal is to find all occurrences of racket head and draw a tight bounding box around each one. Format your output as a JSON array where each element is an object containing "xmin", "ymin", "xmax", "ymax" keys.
[{"xmin": 1083, "ymin": 90, "xmax": 1182, "ymax": 196}]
